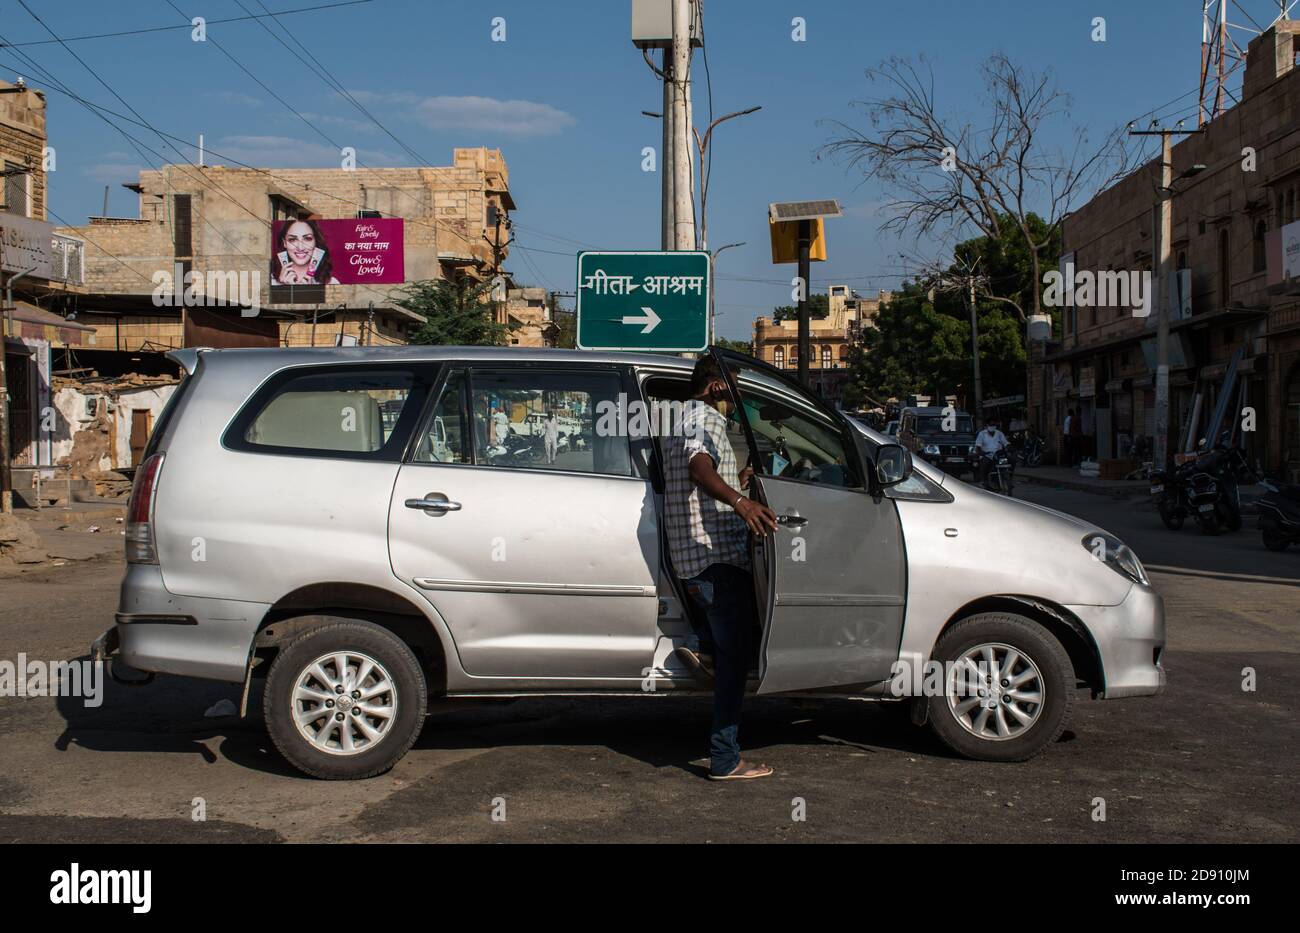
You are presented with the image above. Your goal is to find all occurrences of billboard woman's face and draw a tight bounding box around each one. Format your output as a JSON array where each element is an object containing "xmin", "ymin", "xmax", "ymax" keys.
[{"xmin": 283, "ymin": 222, "xmax": 317, "ymax": 267}]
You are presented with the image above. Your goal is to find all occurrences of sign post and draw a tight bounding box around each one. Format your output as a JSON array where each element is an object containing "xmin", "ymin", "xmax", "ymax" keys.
[{"xmin": 576, "ymin": 251, "xmax": 710, "ymax": 351}]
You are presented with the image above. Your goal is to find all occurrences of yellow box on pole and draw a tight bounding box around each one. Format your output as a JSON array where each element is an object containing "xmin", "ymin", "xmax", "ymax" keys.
[{"xmin": 769, "ymin": 217, "xmax": 827, "ymax": 264}]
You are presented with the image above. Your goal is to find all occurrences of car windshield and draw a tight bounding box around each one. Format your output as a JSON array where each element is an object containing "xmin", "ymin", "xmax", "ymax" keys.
[{"xmin": 915, "ymin": 415, "xmax": 973, "ymax": 435}]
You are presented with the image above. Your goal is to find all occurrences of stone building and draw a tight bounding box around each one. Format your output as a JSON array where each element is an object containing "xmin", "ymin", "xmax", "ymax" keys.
[
  {"xmin": 1029, "ymin": 21, "xmax": 1300, "ymax": 479},
  {"xmin": 499, "ymin": 286, "xmax": 559, "ymax": 347},
  {"xmin": 752, "ymin": 286, "xmax": 889, "ymax": 406},
  {"xmin": 53, "ymin": 147, "xmax": 514, "ymax": 367}
]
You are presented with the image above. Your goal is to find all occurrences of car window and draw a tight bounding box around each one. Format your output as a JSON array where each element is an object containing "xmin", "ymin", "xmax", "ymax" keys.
[
  {"xmin": 915, "ymin": 414, "xmax": 974, "ymax": 434},
  {"xmin": 725, "ymin": 361, "xmax": 860, "ymax": 489},
  {"xmin": 467, "ymin": 368, "xmax": 632, "ymax": 477},
  {"xmin": 847, "ymin": 417, "xmax": 952, "ymax": 502},
  {"xmin": 412, "ymin": 369, "xmax": 469, "ymax": 464},
  {"xmin": 235, "ymin": 366, "xmax": 423, "ymax": 459}
]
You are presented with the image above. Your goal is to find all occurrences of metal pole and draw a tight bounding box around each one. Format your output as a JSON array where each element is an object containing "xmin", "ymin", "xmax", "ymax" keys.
[
  {"xmin": 671, "ymin": 0, "xmax": 695, "ymax": 251},
  {"xmin": 797, "ymin": 219, "xmax": 811, "ymax": 388},
  {"xmin": 661, "ymin": 51, "xmax": 674, "ymax": 251},
  {"xmin": 0, "ymin": 274, "xmax": 10, "ymax": 514},
  {"xmin": 969, "ymin": 278, "xmax": 983, "ymax": 416},
  {"xmin": 1155, "ymin": 132, "xmax": 1173, "ymax": 471}
]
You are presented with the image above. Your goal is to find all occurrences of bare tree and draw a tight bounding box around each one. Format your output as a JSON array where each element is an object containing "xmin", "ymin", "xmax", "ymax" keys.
[{"xmin": 820, "ymin": 53, "xmax": 1136, "ymax": 320}]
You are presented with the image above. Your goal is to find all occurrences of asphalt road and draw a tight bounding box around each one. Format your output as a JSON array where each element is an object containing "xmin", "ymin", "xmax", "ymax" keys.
[{"xmin": 0, "ymin": 485, "xmax": 1296, "ymax": 843}]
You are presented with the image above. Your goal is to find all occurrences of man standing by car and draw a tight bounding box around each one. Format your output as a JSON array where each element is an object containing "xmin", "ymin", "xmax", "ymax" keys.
[
  {"xmin": 975, "ymin": 418, "xmax": 1009, "ymax": 488},
  {"xmin": 544, "ymin": 410, "xmax": 560, "ymax": 464},
  {"xmin": 665, "ymin": 356, "xmax": 779, "ymax": 781}
]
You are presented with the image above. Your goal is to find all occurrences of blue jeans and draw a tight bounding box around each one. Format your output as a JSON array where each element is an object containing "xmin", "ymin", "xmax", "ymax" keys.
[{"xmin": 682, "ymin": 563, "xmax": 758, "ymax": 776}]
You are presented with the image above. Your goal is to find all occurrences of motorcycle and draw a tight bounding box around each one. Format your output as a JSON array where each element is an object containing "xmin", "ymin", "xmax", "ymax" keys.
[
  {"xmin": 1256, "ymin": 478, "xmax": 1300, "ymax": 552},
  {"xmin": 1010, "ymin": 429, "xmax": 1044, "ymax": 468},
  {"xmin": 485, "ymin": 430, "xmax": 543, "ymax": 466},
  {"xmin": 1152, "ymin": 437, "xmax": 1253, "ymax": 535},
  {"xmin": 971, "ymin": 447, "xmax": 1015, "ymax": 496}
]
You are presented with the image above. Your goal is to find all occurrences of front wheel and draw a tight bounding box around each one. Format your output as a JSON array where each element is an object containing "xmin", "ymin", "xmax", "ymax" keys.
[
  {"xmin": 926, "ymin": 613, "xmax": 1074, "ymax": 762},
  {"xmin": 264, "ymin": 619, "xmax": 428, "ymax": 779}
]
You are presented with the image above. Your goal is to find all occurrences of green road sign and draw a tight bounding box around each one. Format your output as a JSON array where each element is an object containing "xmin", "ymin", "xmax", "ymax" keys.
[{"xmin": 576, "ymin": 250, "xmax": 710, "ymax": 351}]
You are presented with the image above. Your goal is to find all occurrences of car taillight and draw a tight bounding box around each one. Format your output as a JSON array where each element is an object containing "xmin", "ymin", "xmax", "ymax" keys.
[{"xmin": 125, "ymin": 452, "xmax": 164, "ymax": 563}]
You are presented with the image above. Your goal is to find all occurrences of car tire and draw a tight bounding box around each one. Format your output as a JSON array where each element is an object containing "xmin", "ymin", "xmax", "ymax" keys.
[
  {"xmin": 925, "ymin": 613, "xmax": 1074, "ymax": 763},
  {"xmin": 264, "ymin": 619, "xmax": 427, "ymax": 780},
  {"xmin": 1262, "ymin": 529, "xmax": 1290, "ymax": 552}
]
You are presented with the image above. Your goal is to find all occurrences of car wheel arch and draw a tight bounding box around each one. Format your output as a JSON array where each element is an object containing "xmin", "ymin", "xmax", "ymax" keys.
[
  {"xmin": 245, "ymin": 584, "xmax": 451, "ymax": 703},
  {"xmin": 936, "ymin": 595, "xmax": 1102, "ymax": 696}
]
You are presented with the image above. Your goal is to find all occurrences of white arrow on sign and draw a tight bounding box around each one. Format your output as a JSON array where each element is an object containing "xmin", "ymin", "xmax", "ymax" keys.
[{"xmin": 621, "ymin": 306, "xmax": 661, "ymax": 334}]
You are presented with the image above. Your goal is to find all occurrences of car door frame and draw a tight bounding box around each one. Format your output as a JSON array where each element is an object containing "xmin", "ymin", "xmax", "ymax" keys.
[
  {"xmin": 709, "ymin": 347, "xmax": 908, "ymax": 694},
  {"xmin": 388, "ymin": 358, "xmax": 663, "ymax": 684}
]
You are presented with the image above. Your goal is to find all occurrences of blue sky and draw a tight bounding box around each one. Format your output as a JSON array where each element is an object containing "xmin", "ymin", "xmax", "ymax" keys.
[{"xmin": 0, "ymin": 0, "xmax": 1252, "ymax": 338}]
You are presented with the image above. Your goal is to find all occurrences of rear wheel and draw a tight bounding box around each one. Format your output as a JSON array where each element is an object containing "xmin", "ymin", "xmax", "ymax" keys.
[
  {"xmin": 264, "ymin": 619, "xmax": 427, "ymax": 780},
  {"xmin": 1262, "ymin": 528, "xmax": 1290, "ymax": 552},
  {"xmin": 926, "ymin": 613, "xmax": 1074, "ymax": 762},
  {"xmin": 1158, "ymin": 500, "xmax": 1184, "ymax": 531},
  {"xmin": 1196, "ymin": 512, "xmax": 1222, "ymax": 535}
]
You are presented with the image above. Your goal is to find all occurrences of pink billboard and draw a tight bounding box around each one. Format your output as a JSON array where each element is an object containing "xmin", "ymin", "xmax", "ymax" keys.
[{"xmin": 271, "ymin": 217, "xmax": 404, "ymax": 286}]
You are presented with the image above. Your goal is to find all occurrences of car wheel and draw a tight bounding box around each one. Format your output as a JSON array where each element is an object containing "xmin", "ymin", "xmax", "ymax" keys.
[
  {"xmin": 1262, "ymin": 529, "xmax": 1290, "ymax": 552},
  {"xmin": 264, "ymin": 619, "xmax": 427, "ymax": 780},
  {"xmin": 926, "ymin": 613, "xmax": 1073, "ymax": 762}
]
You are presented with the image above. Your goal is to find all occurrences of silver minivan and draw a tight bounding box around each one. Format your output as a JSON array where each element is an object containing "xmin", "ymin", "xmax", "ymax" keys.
[{"xmin": 95, "ymin": 346, "xmax": 1165, "ymax": 779}]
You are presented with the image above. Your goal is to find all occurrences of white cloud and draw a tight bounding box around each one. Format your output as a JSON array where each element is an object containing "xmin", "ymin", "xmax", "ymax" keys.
[
  {"xmin": 352, "ymin": 92, "xmax": 576, "ymax": 137},
  {"xmin": 82, "ymin": 161, "xmax": 144, "ymax": 182}
]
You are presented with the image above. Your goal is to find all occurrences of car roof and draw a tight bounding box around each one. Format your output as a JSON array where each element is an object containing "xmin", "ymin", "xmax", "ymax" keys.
[{"xmin": 172, "ymin": 345, "xmax": 699, "ymax": 378}]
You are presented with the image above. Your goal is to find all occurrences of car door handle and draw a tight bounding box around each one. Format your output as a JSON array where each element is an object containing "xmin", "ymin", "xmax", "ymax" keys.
[
  {"xmin": 405, "ymin": 497, "xmax": 462, "ymax": 512},
  {"xmin": 775, "ymin": 514, "xmax": 808, "ymax": 527}
]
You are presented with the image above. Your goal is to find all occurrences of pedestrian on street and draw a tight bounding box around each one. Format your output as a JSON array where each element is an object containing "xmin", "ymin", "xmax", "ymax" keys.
[
  {"xmin": 1068, "ymin": 407, "xmax": 1083, "ymax": 467},
  {"xmin": 665, "ymin": 355, "xmax": 779, "ymax": 781},
  {"xmin": 544, "ymin": 410, "xmax": 560, "ymax": 464}
]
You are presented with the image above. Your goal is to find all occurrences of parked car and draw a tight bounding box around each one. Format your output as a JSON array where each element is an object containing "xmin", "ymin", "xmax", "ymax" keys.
[
  {"xmin": 95, "ymin": 346, "xmax": 1165, "ymax": 779},
  {"xmin": 897, "ymin": 405, "xmax": 976, "ymax": 476}
]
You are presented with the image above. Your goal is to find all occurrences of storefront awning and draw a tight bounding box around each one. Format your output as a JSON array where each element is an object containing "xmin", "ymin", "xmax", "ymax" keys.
[{"xmin": 3, "ymin": 301, "xmax": 95, "ymax": 348}]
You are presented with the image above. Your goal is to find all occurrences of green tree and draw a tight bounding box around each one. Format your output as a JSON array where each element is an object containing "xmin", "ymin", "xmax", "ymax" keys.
[
  {"xmin": 397, "ymin": 279, "xmax": 512, "ymax": 346},
  {"xmin": 772, "ymin": 293, "xmax": 828, "ymax": 323},
  {"xmin": 713, "ymin": 337, "xmax": 753, "ymax": 355}
]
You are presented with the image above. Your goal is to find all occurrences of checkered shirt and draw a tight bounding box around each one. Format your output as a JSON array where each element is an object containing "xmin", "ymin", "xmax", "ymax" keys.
[{"xmin": 663, "ymin": 399, "xmax": 750, "ymax": 580}]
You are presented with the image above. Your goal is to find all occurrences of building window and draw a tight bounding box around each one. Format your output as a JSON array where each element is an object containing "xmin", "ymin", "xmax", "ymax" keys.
[
  {"xmin": 773, "ymin": 346, "xmax": 785, "ymax": 368},
  {"xmin": 1218, "ymin": 228, "xmax": 1231, "ymax": 309},
  {"xmin": 820, "ymin": 345, "xmax": 831, "ymax": 369},
  {"xmin": 3, "ymin": 162, "xmax": 29, "ymax": 217},
  {"xmin": 1253, "ymin": 219, "xmax": 1268, "ymax": 273}
]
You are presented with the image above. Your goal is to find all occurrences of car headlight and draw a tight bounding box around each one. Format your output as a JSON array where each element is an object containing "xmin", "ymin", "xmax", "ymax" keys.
[
  {"xmin": 923, "ymin": 444, "xmax": 940, "ymax": 456},
  {"xmin": 1081, "ymin": 532, "xmax": 1149, "ymax": 586},
  {"xmin": 968, "ymin": 445, "xmax": 977, "ymax": 454}
]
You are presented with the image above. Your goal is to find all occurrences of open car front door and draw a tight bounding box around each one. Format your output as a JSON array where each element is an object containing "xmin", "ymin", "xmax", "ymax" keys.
[{"xmin": 711, "ymin": 348, "xmax": 907, "ymax": 695}]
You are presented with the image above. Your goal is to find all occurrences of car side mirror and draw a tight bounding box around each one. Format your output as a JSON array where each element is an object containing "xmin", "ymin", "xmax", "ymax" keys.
[{"xmin": 875, "ymin": 443, "xmax": 913, "ymax": 487}]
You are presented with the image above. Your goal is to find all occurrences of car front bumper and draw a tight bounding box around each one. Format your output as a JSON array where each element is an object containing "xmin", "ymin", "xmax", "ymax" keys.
[{"xmin": 1068, "ymin": 585, "xmax": 1166, "ymax": 699}]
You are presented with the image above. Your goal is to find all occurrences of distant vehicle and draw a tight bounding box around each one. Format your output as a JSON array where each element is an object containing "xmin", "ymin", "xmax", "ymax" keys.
[
  {"xmin": 897, "ymin": 406, "xmax": 975, "ymax": 476},
  {"xmin": 884, "ymin": 420, "xmax": 900, "ymax": 438},
  {"xmin": 1257, "ymin": 477, "xmax": 1300, "ymax": 551}
]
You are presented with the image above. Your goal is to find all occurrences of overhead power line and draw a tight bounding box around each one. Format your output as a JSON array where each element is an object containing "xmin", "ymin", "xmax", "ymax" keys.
[{"xmin": 0, "ymin": 1, "xmax": 371, "ymax": 48}]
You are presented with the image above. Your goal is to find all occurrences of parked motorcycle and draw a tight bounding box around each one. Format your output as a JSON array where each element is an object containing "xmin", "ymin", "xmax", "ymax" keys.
[
  {"xmin": 1256, "ymin": 478, "xmax": 1300, "ymax": 552},
  {"xmin": 1151, "ymin": 437, "xmax": 1253, "ymax": 535},
  {"xmin": 1010, "ymin": 429, "xmax": 1044, "ymax": 468},
  {"xmin": 485, "ymin": 430, "xmax": 543, "ymax": 466}
]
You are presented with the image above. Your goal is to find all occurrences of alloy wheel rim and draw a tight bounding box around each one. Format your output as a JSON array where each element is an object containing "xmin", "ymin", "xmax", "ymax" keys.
[
  {"xmin": 291, "ymin": 651, "xmax": 397, "ymax": 756},
  {"xmin": 945, "ymin": 642, "xmax": 1044, "ymax": 741}
]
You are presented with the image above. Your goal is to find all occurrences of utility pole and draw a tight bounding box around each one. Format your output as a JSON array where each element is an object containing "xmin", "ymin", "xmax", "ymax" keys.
[
  {"xmin": 0, "ymin": 269, "xmax": 10, "ymax": 514},
  {"xmin": 968, "ymin": 277, "xmax": 983, "ymax": 417},
  {"xmin": 693, "ymin": 105, "xmax": 761, "ymax": 253},
  {"xmin": 1130, "ymin": 126, "xmax": 1203, "ymax": 471},
  {"xmin": 661, "ymin": 51, "xmax": 674, "ymax": 250},
  {"xmin": 709, "ymin": 241, "xmax": 745, "ymax": 345},
  {"xmin": 670, "ymin": 0, "xmax": 696, "ymax": 251}
]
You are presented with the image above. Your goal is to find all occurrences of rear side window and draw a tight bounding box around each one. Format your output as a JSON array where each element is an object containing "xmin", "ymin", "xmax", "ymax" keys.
[{"xmin": 225, "ymin": 365, "xmax": 432, "ymax": 460}]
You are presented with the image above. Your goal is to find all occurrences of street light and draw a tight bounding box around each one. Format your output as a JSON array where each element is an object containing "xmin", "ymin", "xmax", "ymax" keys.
[
  {"xmin": 709, "ymin": 240, "xmax": 745, "ymax": 345},
  {"xmin": 693, "ymin": 106, "xmax": 761, "ymax": 253}
]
